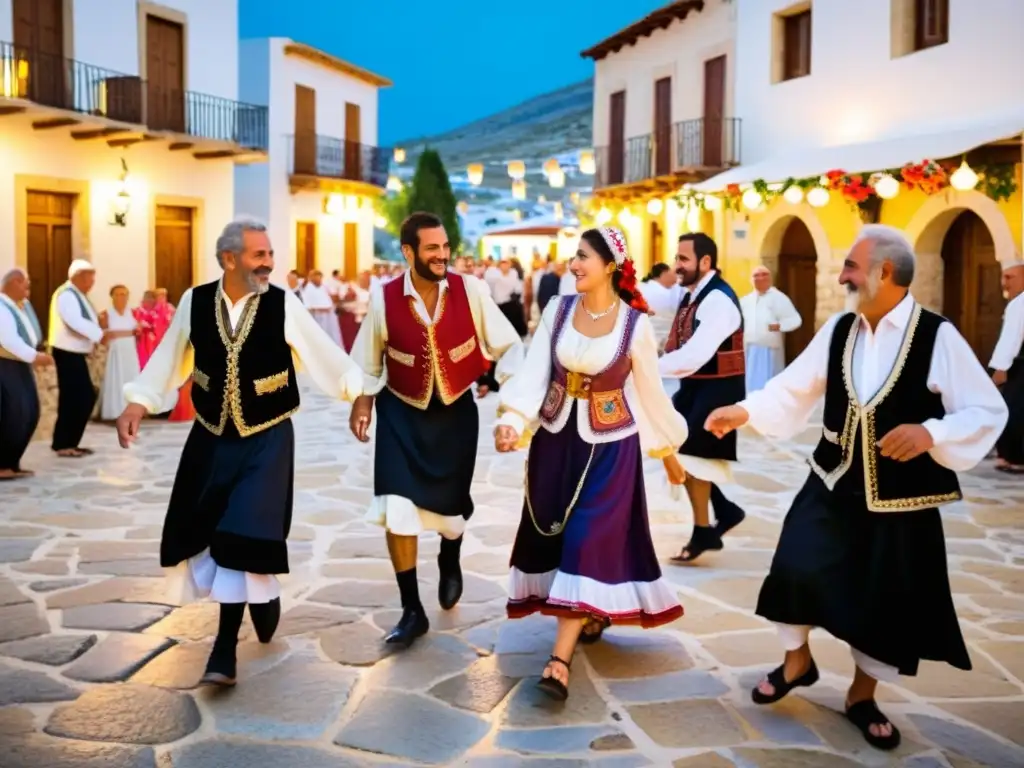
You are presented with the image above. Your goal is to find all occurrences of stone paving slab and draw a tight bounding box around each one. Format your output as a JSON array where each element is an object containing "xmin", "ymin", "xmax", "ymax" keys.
[{"xmin": 1, "ymin": 384, "xmax": 1023, "ymax": 766}]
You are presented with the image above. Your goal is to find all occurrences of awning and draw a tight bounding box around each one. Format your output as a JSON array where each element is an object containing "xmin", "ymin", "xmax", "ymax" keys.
[{"xmin": 694, "ymin": 111, "xmax": 1024, "ymax": 192}]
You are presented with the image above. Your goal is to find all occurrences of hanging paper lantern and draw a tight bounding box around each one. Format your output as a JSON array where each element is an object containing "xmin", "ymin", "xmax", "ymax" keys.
[
  {"xmin": 874, "ymin": 174, "xmax": 899, "ymax": 199},
  {"xmin": 374, "ymin": 214, "xmax": 388, "ymax": 228},
  {"xmin": 647, "ymin": 198, "xmax": 664, "ymax": 215},
  {"xmin": 457, "ymin": 201, "xmax": 469, "ymax": 214},
  {"xmin": 511, "ymin": 179, "xmax": 526, "ymax": 200},
  {"xmin": 386, "ymin": 175, "xmax": 403, "ymax": 192},
  {"xmin": 742, "ymin": 189, "xmax": 764, "ymax": 210},
  {"xmin": 543, "ymin": 158, "xmax": 561, "ymax": 176},
  {"xmin": 393, "ymin": 148, "xmax": 406, "ymax": 164},
  {"xmin": 950, "ymin": 160, "xmax": 979, "ymax": 191},
  {"xmin": 806, "ymin": 187, "xmax": 830, "ymax": 207},
  {"xmin": 578, "ymin": 150, "xmax": 596, "ymax": 175},
  {"xmin": 596, "ymin": 208, "xmax": 612, "ymax": 225},
  {"xmin": 703, "ymin": 194, "xmax": 722, "ymax": 211},
  {"xmin": 507, "ymin": 160, "xmax": 526, "ymax": 180},
  {"xmin": 467, "ymin": 163, "xmax": 484, "ymax": 186},
  {"xmin": 783, "ymin": 186, "xmax": 804, "ymax": 204},
  {"xmin": 548, "ymin": 167, "xmax": 565, "ymax": 188}
]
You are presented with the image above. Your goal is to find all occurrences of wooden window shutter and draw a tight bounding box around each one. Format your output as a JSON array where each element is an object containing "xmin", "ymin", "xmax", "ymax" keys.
[{"xmin": 916, "ymin": 0, "xmax": 949, "ymax": 50}]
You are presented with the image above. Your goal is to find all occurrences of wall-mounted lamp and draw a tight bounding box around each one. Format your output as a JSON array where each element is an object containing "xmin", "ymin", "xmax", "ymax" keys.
[{"xmin": 109, "ymin": 158, "xmax": 131, "ymax": 226}]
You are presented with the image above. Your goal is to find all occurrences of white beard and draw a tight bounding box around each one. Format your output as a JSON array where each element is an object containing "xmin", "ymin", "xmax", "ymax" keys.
[{"xmin": 844, "ymin": 267, "xmax": 882, "ymax": 313}]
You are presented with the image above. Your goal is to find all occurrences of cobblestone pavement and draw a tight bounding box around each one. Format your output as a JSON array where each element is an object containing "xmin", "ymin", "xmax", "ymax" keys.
[{"xmin": 2, "ymin": 383, "xmax": 1023, "ymax": 767}]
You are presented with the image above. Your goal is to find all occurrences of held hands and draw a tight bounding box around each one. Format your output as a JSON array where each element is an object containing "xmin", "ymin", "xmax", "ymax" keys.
[
  {"xmin": 32, "ymin": 352, "xmax": 54, "ymax": 368},
  {"xmin": 993, "ymin": 369, "xmax": 1008, "ymax": 387},
  {"xmin": 494, "ymin": 425, "xmax": 519, "ymax": 452},
  {"xmin": 704, "ymin": 405, "xmax": 750, "ymax": 438},
  {"xmin": 877, "ymin": 424, "xmax": 934, "ymax": 462},
  {"xmin": 115, "ymin": 403, "xmax": 148, "ymax": 448},
  {"xmin": 349, "ymin": 395, "xmax": 373, "ymax": 443},
  {"xmin": 662, "ymin": 454, "xmax": 687, "ymax": 485},
  {"xmin": 768, "ymin": 323, "xmax": 781, "ymax": 332}
]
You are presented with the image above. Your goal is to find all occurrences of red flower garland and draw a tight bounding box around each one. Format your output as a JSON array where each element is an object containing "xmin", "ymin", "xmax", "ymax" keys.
[{"xmin": 619, "ymin": 259, "xmax": 650, "ymax": 313}]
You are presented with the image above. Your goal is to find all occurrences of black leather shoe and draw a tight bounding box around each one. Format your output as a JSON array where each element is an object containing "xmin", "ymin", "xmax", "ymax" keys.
[
  {"xmin": 438, "ymin": 567, "xmax": 463, "ymax": 611},
  {"xmin": 198, "ymin": 644, "xmax": 237, "ymax": 687},
  {"xmin": 384, "ymin": 605, "xmax": 429, "ymax": 648},
  {"xmin": 249, "ymin": 598, "xmax": 281, "ymax": 644}
]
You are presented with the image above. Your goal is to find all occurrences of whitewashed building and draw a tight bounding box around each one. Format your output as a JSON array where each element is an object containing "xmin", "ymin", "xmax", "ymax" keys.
[
  {"xmin": 0, "ymin": 0, "xmax": 267, "ymax": 334},
  {"xmin": 236, "ymin": 38, "xmax": 391, "ymax": 284},
  {"xmin": 583, "ymin": 0, "xmax": 740, "ymax": 272}
]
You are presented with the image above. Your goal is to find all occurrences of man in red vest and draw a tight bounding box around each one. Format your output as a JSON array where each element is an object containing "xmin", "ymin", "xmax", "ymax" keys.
[{"xmin": 349, "ymin": 211, "xmax": 524, "ymax": 647}]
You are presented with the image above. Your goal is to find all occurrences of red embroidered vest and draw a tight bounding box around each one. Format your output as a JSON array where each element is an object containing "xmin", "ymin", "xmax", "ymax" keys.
[
  {"xmin": 539, "ymin": 296, "xmax": 640, "ymax": 435},
  {"xmin": 383, "ymin": 273, "xmax": 488, "ymax": 409},
  {"xmin": 665, "ymin": 273, "xmax": 745, "ymax": 379}
]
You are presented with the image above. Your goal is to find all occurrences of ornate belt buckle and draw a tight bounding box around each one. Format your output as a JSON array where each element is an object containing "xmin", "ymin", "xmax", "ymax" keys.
[{"xmin": 565, "ymin": 371, "xmax": 590, "ymax": 399}]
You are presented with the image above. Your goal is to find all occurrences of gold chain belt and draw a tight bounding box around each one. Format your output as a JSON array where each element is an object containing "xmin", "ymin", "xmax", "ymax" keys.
[{"xmin": 524, "ymin": 443, "xmax": 596, "ymax": 537}]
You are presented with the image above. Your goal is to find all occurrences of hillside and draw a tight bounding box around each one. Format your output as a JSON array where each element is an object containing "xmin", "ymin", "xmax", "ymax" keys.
[{"xmin": 396, "ymin": 79, "xmax": 593, "ymax": 172}]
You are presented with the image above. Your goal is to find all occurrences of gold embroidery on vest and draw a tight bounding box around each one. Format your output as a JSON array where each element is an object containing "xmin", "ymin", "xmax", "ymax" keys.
[
  {"xmin": 254, "ymin": 370, "xmax": 289, "ymax": 395},
  {"xmin": 386, "ymin": 345, "xmax": 415, "ymax": 367},
  {"xmin": 193, "ymin": 368, "xmax": 211, "ymax": 392},
  {"xmin": 591, "ymin": 390, "xmax": 628, "ymax": 426},
  {"xmin": 385, "ymin": 291, "xmax": 446, "ymax": 409},
  {"xmin": 448, "ymin": 335, "xmax": 477, "ymax": 363}
]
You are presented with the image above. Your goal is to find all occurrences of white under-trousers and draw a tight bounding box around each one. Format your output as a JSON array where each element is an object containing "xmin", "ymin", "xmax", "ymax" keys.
[{"xmin": 776, "ymin": 623, "xmax": 899, "ymax": 683}]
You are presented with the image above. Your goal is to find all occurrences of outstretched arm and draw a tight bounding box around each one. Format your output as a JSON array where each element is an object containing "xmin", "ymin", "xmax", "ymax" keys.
[{"xmin": 283, "ymin": 289, "xmax": 362, "ymax": 401}]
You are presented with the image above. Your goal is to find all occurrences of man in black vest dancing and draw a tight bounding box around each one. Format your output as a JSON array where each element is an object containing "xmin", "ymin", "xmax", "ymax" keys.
[
  {"xmin": 116, "ymin": 217, "xmax": 363, "ymax": 686},
  {"xmin": 659, "ymin": 233, "xmax": 748, "ymax": 562},
  {"xmin": 705, "ymin": 225, "xmax": 1007, "ymax": 751}
]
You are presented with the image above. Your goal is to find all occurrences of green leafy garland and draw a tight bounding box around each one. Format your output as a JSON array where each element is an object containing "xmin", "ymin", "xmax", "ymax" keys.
[{"xmin": 676, "ymin": 161, "xmax": 1018, "ymax": 213}]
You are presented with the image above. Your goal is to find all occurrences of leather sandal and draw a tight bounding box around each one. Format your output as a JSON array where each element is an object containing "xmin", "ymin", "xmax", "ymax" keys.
[
  {"xmin": 751, "ymin": 659, "xmax": 820, "ymax": 704},
  {"xmin": 845, "ymin": 699, "xmax": 901, "ymax": 751},
  {"xmin": 579, "ymin": 616, "xmax": 610, "ymax": 645},
  {"xmin": 669, "ymin": 525, "xmax": 723, "ymax": 564},
  {"xmin": 537, "ymin": 655, "xmax": 571, "ymax": 701}
]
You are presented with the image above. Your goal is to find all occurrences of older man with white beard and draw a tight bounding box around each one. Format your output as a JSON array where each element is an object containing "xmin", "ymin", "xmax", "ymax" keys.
[{"xmin": 705, "ymin": 225, "xmax": 1007, "ymax": 752}]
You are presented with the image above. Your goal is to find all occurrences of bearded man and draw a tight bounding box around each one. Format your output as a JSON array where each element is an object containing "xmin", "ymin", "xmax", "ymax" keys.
[
  {"xmin": 116, "ymin": 217, "xmax": 363, "ymax": 686},
  {"xmin": 349, "ymin": 211, "xmax": 523, "ymax": 648},
  {"xmin": 705, "ymin": 225, "xmax": 1007, "ymax": 751}
]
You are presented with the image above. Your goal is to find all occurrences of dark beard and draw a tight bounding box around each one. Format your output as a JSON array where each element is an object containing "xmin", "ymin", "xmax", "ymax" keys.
[
  {"xmin": 413, "ymin": 256, "xmax": 446, "ymax": 282},
  {"xmin": 676, "ymin": 268, "xmax": 699, "ymax": 287}
]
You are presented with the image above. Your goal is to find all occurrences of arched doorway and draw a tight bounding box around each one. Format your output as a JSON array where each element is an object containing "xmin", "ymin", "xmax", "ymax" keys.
[
  {"xmin": 941, "ymin": 210, "xmax": 1003, "ymax": 364},
  {"xmin": 776, "ymin": 218, "xmax": 818, "ymax": 363}
]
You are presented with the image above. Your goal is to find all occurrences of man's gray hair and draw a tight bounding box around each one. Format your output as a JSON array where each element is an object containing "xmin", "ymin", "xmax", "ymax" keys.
[
  {"xmin": 852, "ymin": 224, "xmax": 916, "ymax": 287},
  {"xmin": 215, "ymin": 216, "xmax": 268, "ymax": 268},
  {"xmin": 0, "ymin": 267, "xmax": 27, "ymax": 288}
]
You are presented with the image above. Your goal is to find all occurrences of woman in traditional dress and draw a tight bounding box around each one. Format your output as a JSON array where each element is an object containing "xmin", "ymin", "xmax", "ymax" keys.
[
  {"xmin": 494, "ymin": 226, "xmax": 689, "ymax": 700},
  {"xmin": 99, "ymin": 285, "xmax": 141, "ymax": 421},
  {"xmin": 133, "ymin": 290, "xmax": 159, "ymax": 369}
]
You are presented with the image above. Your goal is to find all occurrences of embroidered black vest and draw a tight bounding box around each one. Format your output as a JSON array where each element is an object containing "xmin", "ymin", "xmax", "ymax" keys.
[
  {"xmin": 665, "ymin": 273, "xmax": 745, "ymax": 379},
  {"xmin": 809, "ymin": 305, "xmax": 961, "ymax": 512},
  {"xmin": 189, "ymin": 281, "xmax": 299, "ymax": 438}
]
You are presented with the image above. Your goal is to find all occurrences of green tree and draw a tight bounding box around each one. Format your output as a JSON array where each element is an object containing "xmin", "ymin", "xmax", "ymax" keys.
[
  {"xmin": 380, "ymin": 185, "xmax": 410, "ymax": 238},
  {"xmin": 405, "ymin": 149, "xmax": 462, "ymax": 253}
]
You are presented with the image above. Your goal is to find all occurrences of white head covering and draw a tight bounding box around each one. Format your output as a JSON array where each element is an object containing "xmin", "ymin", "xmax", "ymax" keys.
[
  {"xmin": 1003, "ymin": 254, "xmax": 1024, "ymax": 272},
  {"xmin": 68, "ymin": 259, "xmax": 95, "ymax": 279},
  {"xmin": 597, "ymin": 226, "xmax": 629, "ymax": 266}
]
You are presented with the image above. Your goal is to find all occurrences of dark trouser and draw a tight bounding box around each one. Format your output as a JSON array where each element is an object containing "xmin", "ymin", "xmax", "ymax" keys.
[
  {"xmin": 996, "ymin": 370, "xmax": 1024, "ymax": 464},
  {"xmin": 0, "ymin": 358, "xmax": 40, "ymax": 471},
  {"xmin": 52, "ymin": 348, "xmax": 95, "ymax": 451}
]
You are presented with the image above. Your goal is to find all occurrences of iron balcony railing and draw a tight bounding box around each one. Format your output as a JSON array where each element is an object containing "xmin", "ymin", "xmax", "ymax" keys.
[
  {"xmin": 287, "ymin": 134, "xmax": 391, "ymax": 188},
  {"xmin": 595, "ymin": 117, "xmax": 742, "ymax": 188},
  {"xmin": 0, "ymin": 41, "xmax": 268, "ymax": 151}
]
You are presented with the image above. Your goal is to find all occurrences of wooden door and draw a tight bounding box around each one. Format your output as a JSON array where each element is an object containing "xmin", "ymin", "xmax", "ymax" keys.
[
  {"xmin": 345, "ymin": 102, "xmax": 362, "ymax": 182},
  {"xmin": 296, "ymin": 221, "xmax": 317, "ymax": 275},
  {"xmin": 607, "ymin": 91, "xmax": 626, "ymax": 185},
  {"xmin": 649, "ymin": 219, "xmax": 663, "ymax": 272},
  {"xmin": 653, "ymin": 77, "xmax": 672, "ymax": 176},
  {"xmin": 942, "ymin": 210, "xmax": 1002, "ymax": 364},
  {"xmin": 13, "ymin": 0, "xmax": 66, "ymax": 109},
  {"xmin": 293, "ymin": 85, "xmax": 317, "ymax": 175},
  {"xmin": 146, "ymin": 15, "xmax": 185, "ymax": 132},
  {"xmin": 25, "ymin": 191, "xmax": 75, "ymax": 338},
  {"xmin": 154, "ymin": 205, "xmax": 194, "ymax": 306},
  {"xmin": 343, "ymin": 222, "xmax": 358, "ymax": 280},
  {"xmin": 776, "ymin": 218, "xmax": 817, "ymax": 363},
  {"xmin": 703, "ymin": 55, "xmax": 726, "ymax": 167}
]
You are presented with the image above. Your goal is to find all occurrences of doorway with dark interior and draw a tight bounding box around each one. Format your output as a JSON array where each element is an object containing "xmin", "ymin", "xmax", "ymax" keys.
[
  {"xmin": 941, "ymin": 209, "xmax": 1002, "ymax": 365},
  {"xmin": 775, "ymin": 217, "xmax": 817, "ymax": 364}
]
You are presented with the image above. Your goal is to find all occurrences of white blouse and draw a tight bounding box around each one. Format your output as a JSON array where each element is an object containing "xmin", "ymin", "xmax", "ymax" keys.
[{"xmin": 496, "ymin": 297, "xmax": 689, "ymax": 454}]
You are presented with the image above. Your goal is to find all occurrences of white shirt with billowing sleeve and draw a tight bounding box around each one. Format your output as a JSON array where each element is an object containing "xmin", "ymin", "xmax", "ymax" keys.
[
  {"xmin": 351, "ymin": 270, "xmax": 525, "ymax": 397},
  {"xmin": 658, "ymin": 272, "xmax": 742, "ymax": 379},
  {"xmin": 49, "ymin": 285, "xmax": 104, "ymax": 354},
  {"xmin": 740, "ymin": 286, "xmax": 803, "ymax": 349},
  {"xmin": 490, "ymin": 271, "xmax": 523, "ymax": 305},
  {"xmin": 0, "ymin": 293, "xmax": 39, "ymax": 363},
  {"xmin": 740, "ymin": 294, "xmax": 1008, "ymax": 473},
  {"xmin": 640, "ymin": 280, "xmax": 681, "ymax": 318},
  {"xmin": 496, "ymin": 298, "xmax": 688, "ymax": 456},
  {"xmin": 123, "ymin": 282, "xmax": 363, "ymax": 413},
  {"xmin": 989, "ymin": 292, "xmax": 1024, "ymax": 372},
  {"xmin": 302, "ymin": 282, "xmax": 335, "ymax": 311}
]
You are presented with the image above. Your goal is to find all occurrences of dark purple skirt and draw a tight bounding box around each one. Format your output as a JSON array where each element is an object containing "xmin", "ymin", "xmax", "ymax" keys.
[{"xmin": 507, "ymin": 405, "xmax": 682, "ymax": 627}]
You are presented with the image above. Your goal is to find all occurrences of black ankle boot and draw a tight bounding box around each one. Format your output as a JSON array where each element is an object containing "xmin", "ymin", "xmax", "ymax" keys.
[
  {"xmin": 384, "ymin": 605, "xmax": 429, "ymax": 648},
  {"xmin": 437, "ymin": 536, "xmax": 464, "ymax": 611},
  {"xmin": 248, "ymin": 598, "xmax": 281, "ymax": 644},
  {"xmin": 200, "ymin": 602, "xmax": 244, "ymax": 686}
]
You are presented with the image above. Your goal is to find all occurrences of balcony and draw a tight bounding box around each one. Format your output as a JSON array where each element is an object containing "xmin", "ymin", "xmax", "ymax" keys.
[
  {"xmin": 0, "ymin": 41, "xmax": 267, "ymax": 157},
  {"xmin": 595, "ymin": 117, "xmax": 741, "ymax": 189},
  {"xmin": 287, "ymin": 134, "xmax": 391, "ymax": 193}
]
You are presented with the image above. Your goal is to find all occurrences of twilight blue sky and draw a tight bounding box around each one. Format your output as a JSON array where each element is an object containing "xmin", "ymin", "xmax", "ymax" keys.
[{"xmin": 239, "ymin": 0, "xmax": 667, "ymax": 145}]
